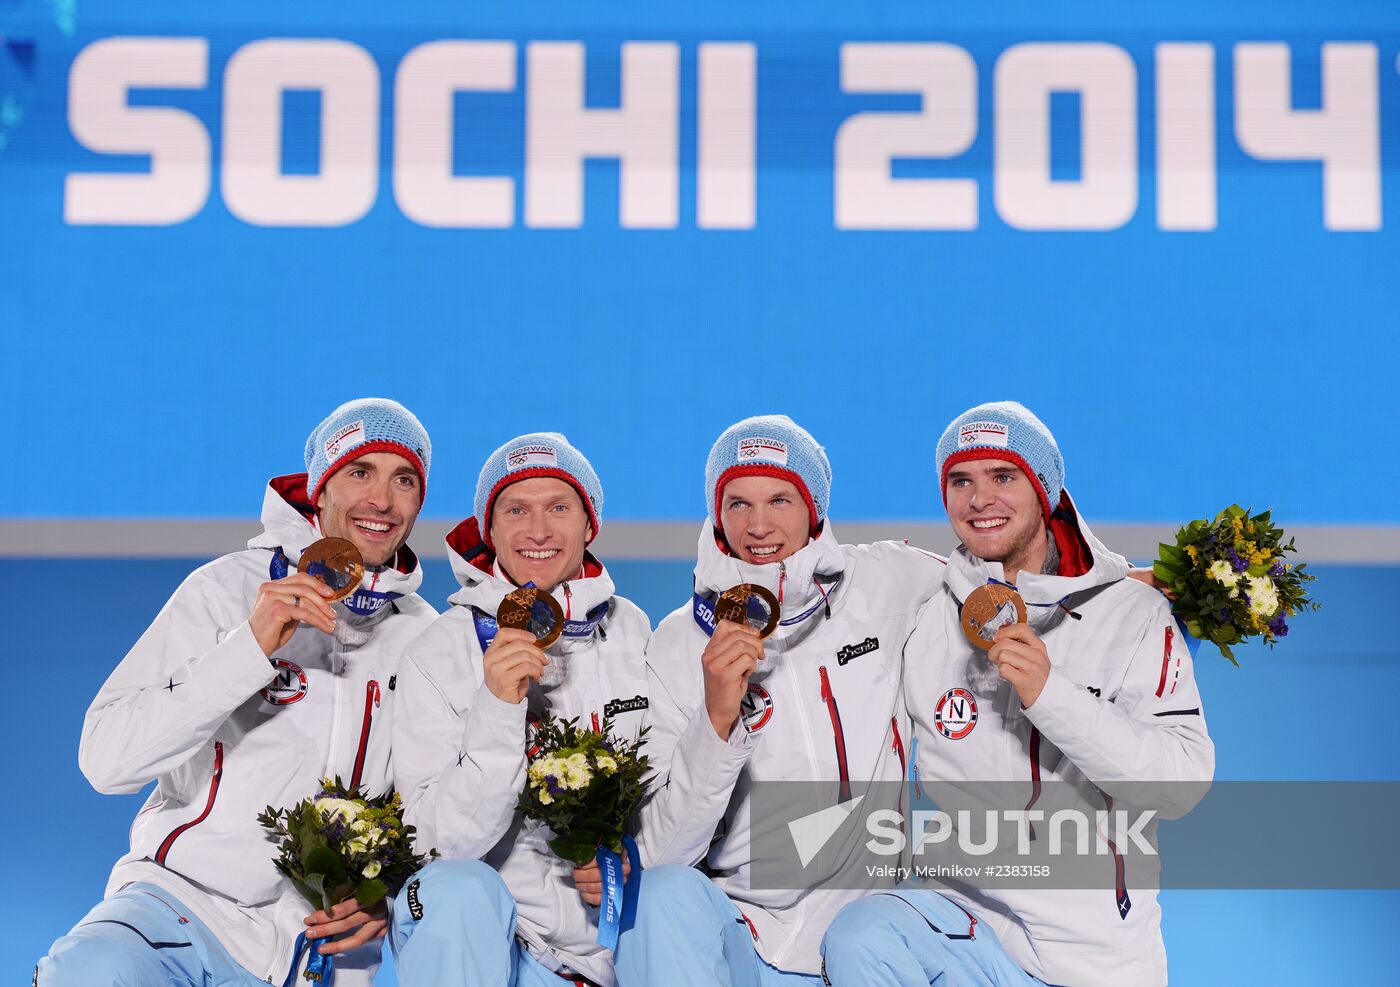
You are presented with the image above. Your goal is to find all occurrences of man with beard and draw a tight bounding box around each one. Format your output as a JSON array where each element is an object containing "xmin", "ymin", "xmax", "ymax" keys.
[
  {"xmin": 389, "ymin": 432, "xmax": 651, "ymax": 987},
  {"xmin": 821, "ymin": 401, "xmax": 1214, "ymax": 987},
  {"xmin": 39, "ymin": 398, "xmax": 438, "ymax": 986},
  {"xmin": 615, "ymin": 415, "xmax": 948, "ymax": 986}
]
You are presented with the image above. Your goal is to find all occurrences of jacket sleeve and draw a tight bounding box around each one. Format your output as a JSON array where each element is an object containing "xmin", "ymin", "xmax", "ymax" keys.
[
  {"xmin": 393, "ymin": 623, "xmax": 528, "ymax": 860},
  {"xmin": 633, "ymin": 615, "xmax": 752, "ymax": 869},
  {"xmin": 1023, "ymin": 593, "xmax": 1215, "ymax": 818},
  {"xmin": 79, "ymin": 565, "xmax": 279, "ymax": 794}
]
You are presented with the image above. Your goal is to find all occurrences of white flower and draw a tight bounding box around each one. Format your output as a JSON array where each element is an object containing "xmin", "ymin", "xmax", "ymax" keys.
[
  {"xmin": 1248, "ymin": 576, "xmax": 1280, "ymax": 616},
  {"xmin": 538, "ymin": 788, "xmax": 554, "ymax": 805},
  {"xmin": 351, "ymin": 817, "xmax": 373, "ymax": 833},
  {"xmin": 347, "ymin": 835, "xmax": 370, "ymax": 855},
  {"xmin": 1207, "ymin": 560, "xmax": 1239, "ymax": 587},
  {"xmin": 315, "ymin": 798, "xmax": 361, "ymax": 826},
  {"xmin": 362, "ymin": 860, "xmax": 382, "ymax": 880},
  {"xmin": 595, "ymin": 754, "xmax": 618, "ymax": 775},
  {"xmin": 560, "ymin": 752, "xmax": 593, "ymax": 789}
]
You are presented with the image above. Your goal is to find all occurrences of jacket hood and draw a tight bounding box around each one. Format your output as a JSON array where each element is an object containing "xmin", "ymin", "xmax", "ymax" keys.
[
  {"xmin": 443, "ymin": 516, "xmax": 615, "ymax": 657},
  {"xmin": 945, "ymin": 491, "xmax": 1128, "ymax": 631},
  {"xmin": 246, "ymin": 474, "xmax": 425, "ymax": 621}
]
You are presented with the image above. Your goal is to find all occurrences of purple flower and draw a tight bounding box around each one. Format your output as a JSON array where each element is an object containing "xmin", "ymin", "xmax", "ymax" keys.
[
  {"xmin": 545, "ymin": 775, "xmax": 562, "ymax": 796},
  {"xmin": 1268, "ymin": 613, "xmax": 1289, "ymax": 637},
  {"xmin": 1229, "ymin": 549, "xmax": 1248, "ymax": 573},
  {"xmin": 1217, "ymin": 608, "xmax": 1230, "ymax": 622},
  {"xmin": 1269, "ymin": 561, "xmax": 1285, "ymax": 577}
]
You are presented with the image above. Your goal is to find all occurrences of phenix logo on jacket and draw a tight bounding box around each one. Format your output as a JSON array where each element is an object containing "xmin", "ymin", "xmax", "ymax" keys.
[
  {"xmin": 392, "ymin": 516, "xmax": 651, "ymax": 987},
  {"xmin": 904, "ymin": 496, "xmax": 1215, "ymax": 987},
  {"xmin": 635, "ymin": 522, "xmax": 947, "ymax": 975},
  {"xmin": 80, "ymin": 474, "xmax": 437, "ymax": 986}
]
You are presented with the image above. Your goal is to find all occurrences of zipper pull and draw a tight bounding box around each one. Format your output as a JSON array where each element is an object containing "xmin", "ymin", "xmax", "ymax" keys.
[
  {"xmin": 371, "ymin": 680, "xmax": 381, "ymax": 708},
  {"xmin": 778, "ymin": 562, "xmax": 786, "ymax": 605},
  {"xmin": 563, "ymin": 582, "xmax": 573, "ymax": 620},
  {"xmin": 591, "ymin": 711, "xmax": 601, "ymax": 733},
  {"xmin": 819, "ymin": 664, "xmax": 832, "ymax": 703}
]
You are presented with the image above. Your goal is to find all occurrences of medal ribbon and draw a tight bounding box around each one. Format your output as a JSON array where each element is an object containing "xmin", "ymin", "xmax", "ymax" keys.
[
  {"xmin": 690, "ymin": 578, "xmax": 839, "ymax": 638},
  {"xmin": 471, "ymin": 584, "xmax": 610, "ymax": 652},
  {"xmin": 595, "ymin": 833, "xmax": 643, "ymax": 951},
  {"xmin": 270, "ymin": 548, "xmax": 400, "ymax": 617},
  {"xmin": 984, "ymin": 576, "xmax": 1068, "ymax": 612},
  {"xmin": 282, "ymin": 931, "xmax": 335, "ymax": 986}
]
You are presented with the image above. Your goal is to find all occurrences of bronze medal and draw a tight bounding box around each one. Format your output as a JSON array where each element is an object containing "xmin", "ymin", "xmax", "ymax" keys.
[
  {"xmin": 297, "ymin": 537, "xmax": 365, "ymax": 603},
  {"xmin": 715, "ymin": 583, "xmax": 781, "ymax": 639},
  {"xmin": 497, "ymin": 587, "xmax": 565, "ymax": 648},
  {"xmin": 960, "ymin": 583, "xmax": 1027, "ymax": 650}
]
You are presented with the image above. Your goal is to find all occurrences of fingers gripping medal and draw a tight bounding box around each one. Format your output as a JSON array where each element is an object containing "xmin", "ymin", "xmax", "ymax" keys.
[
  {"xmin": 715, "ymin": 584, "xmax": 781, "ymax": 639},
  {"xmin": 297, "ymin": 537, "xmax": 365, "ymax": 603},
  {"xmin": 960, "ymin": 583, "xmax": 1028, "ymax": 650},
  {"xmin": 497, "ymin": 587, "xmax": 565, "ymax": 648}
]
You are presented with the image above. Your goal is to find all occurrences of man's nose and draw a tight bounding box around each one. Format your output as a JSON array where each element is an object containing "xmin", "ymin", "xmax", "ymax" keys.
[
  {"xmin": 968, "ymin": 479, "xmax": 996, "ymax": 510},
  {"xmin": 748, "ymin": 504, "xmax": 775, "ymax": 535},
  {"xmin": 366, "ymin": 479, "xmax": 393, "ymax": 511}
]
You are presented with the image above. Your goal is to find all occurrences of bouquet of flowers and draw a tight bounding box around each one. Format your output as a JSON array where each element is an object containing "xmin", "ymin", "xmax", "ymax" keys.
[
  {"xmin": 517, "ymin": 713, "xmax": 650, "ymax": 864},
  {"xmin": 1153, "ymin": 505, "xmax": 1319, "ymax": 664},
  {"xmin": 258, "ymin": 778, "xmax": 435, "ymax": 984},
  {"xmin": 517, "ymin": 713, "xmax": 650, "ymax": 949}
]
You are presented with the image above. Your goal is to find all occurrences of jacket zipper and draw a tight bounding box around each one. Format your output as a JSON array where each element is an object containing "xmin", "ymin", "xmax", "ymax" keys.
[
  {"xmin": 1155, "ymin": 625, "xmax": 1177, "ymax": 698},
  {"xmin": 818, "ymin": 666, "xmax": 851, "ymax": 802},
  {"xmin": 891, "ymin": 717, "xmax": 906, "ymax": 775},
  {"xmin": 155, "ymin": 741, "xmax": 224, "ymax": 864},
  {"xmin": 563, "ymin": 582, "xmax": 573, "ymax": 621},
  {"xmin": 349, "ymin": 680, "xmax": 380, "ymax": 792},
  {"xmin": 1024, "ymin": 727, "xmax": 1043, "ymax": 841},
  {"xmin": 778, "ymin": 562, "xmax": 786, "ymax": 604},
  {"xmin": 1101, "ymin": 792, "xmax": 1132, "ymax": 919},
  {"xmin": 591, "ymin": 711, "xmax": 601, "ymax": 733}
]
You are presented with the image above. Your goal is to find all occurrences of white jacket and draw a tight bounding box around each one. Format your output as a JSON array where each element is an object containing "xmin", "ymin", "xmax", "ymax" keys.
[
  {"xmin": 638, "ymin": 523, "xmax": 946, "ymax": 975},
  {"xmin": 393, "ymin": 518, "xmax": 652, "ymax": 987},
  {"xmin": 904, "ymin": 498, "xmax": 1215, "ymax": 987},
  {"xmin": 81, "ymin": 474, "xmax": 438, "ymax": 985}
]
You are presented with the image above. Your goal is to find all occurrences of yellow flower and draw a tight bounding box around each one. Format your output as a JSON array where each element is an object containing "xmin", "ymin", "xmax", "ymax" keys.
[{"xmin": 1184, "ymin": 544, "xmax": 1199, "ymax": 563}]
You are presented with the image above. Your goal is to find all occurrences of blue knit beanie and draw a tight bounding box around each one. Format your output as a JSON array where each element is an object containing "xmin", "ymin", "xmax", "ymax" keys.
[
  {"xmin": 935, "ymin": 401, "xmax": 1063, "ymax": 520},
  {"xmin": 305, "ymin": 398, "xmax": 431, "ymax": 506},
  {"xmin": 475, "ymin": 432, "xmax": 603, "ymax": 549},
  {"xmin": 705, "ymin": 415, "xmax": 832, "ymax": 535}
]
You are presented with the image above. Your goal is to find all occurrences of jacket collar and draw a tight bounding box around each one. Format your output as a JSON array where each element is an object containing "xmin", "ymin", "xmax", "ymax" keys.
[
  {"xmin": 443, "ymin": 517, "xmax": 615, "ymax": 655},
  {"xmin": 246, "ymin": 473, "xmax": 425, "ymax": 614},
  {"xmin": 945, "ymin": 491, "xmax": 1127, "ymax": 631}
]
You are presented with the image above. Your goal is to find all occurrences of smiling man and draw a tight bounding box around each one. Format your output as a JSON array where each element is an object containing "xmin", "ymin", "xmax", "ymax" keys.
[
  {"xmin": 821, "ymin": 401, "xmax": 1215, "ymax": 987},
  {"xmin": 388, "ymin": 432, "xmax": 652, "ymax": 987},
  {"xmin": 616, "ymin": 415, "xmax": 948, "ymax": 987},
  {"xmin": 38, "ymin": 398, "xmax": 438, "ymax": 987}
]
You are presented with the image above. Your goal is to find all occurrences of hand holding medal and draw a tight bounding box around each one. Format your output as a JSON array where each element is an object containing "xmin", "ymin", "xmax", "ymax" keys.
[
  {"xmin": 483, "ymin": 586, "xmax": 564, "ymax": 704},
  {"xmin": 700, "ymin": 583, "xmax": 780, "ymax": 740},
  {"xmin": 962, "ymin": 583, "xmax": 1050, "ymax": 708},
  {"xmin": 249, "ymin": 537, "xmax": 361, "ymax": 657}
]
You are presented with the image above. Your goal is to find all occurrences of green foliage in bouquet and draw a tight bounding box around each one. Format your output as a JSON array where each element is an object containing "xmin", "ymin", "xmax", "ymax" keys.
[
  {"xmin": 257, "ymin": 778, "xmax": 436, "ymax": 912},
  {"xmin": 1153, "ymin": 504, "xmax": 1320, "ymax": 665},
  {"xmin": 515, "ymin": 713, "xmax": 650, "ymax": 865}
]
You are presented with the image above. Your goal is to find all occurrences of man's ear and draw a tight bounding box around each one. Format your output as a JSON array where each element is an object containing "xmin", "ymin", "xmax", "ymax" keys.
[{"xmin": 586, "ymin": 522, "xmax": 595, "ymax": 543}]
